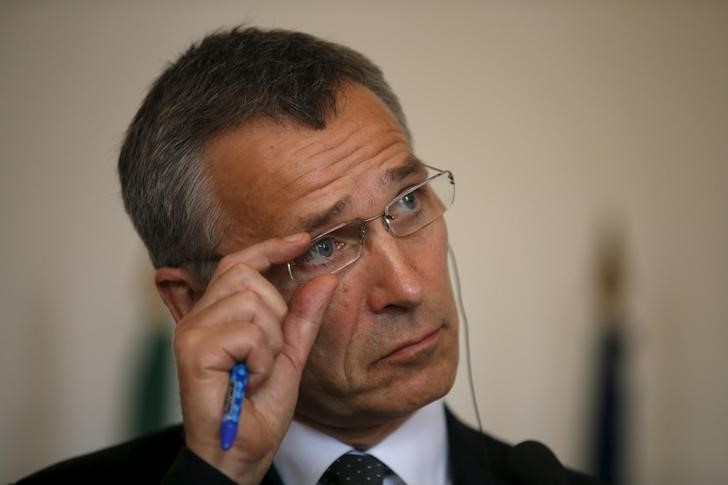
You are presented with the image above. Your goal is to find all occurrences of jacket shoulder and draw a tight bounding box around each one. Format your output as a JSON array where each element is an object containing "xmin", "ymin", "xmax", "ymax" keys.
[
  {"xmin": 16, "ymin": 425, "xmax": 185, "ymax": 484},
  {"xmin": 445, "ymin": 408, "xmax": 604, "ymax": 485}
]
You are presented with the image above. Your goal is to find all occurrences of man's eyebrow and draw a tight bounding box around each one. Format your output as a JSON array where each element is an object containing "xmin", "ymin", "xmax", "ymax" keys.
[
  {"xmin": 380, "ymin": 157, "xmax": 427, "ymax": 186},
  {"xmin": 294, "ymin": 196, "xmax": 352, "ymax": 235}
]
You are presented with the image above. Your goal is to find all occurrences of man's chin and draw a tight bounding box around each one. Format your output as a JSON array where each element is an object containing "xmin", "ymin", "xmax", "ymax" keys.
[
  {"xmin": 293, "ymin": 373, "xmax": 454, "ymax": 449},
  {"xmin": 371, "ymin": 361, "xmax": 456, "ymax": 417},
  {"xmin": 298, "ymin": 359, "xmax": 457, "ymax": 429}
]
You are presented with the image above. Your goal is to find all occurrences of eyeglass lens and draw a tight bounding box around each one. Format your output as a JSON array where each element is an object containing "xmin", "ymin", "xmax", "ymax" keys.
[{"xmin": 288, "ymin": 169, "xmax": 454, "ymax": 283}]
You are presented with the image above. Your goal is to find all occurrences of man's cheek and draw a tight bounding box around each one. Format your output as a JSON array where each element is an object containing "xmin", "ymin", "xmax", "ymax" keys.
[{"xmin": 310, "ymin": 303, "xmax": 350, "ymax": 371}]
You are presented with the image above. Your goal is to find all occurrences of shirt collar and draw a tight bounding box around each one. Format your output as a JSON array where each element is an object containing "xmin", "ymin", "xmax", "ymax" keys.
[{"xmin": 273, "ymin": 399, "xmax": 449, "ymax": 485}]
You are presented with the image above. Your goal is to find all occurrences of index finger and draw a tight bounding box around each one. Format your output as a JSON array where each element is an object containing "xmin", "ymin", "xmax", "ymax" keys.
[{"xmin": 209, "ymin": 232, "xmax": 311, "ymax": 285}]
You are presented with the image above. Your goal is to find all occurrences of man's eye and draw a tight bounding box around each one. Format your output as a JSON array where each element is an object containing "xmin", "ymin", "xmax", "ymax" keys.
[
  {"xmin": 395, "ymin": 190, "xmax": 420, "ymax": 212},
  {"xmin": 301, "ymin": 237, "xmax": 343, "ymax": 267},
  {"xmin": 311, "ymin": 238, "xmax": 335, "ymax": 258}
]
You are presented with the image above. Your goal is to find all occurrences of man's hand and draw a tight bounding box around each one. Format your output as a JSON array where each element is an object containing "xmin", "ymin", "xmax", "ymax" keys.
[{"xmin": 170, "ymin": 233, "xmax": 337, "ymax": 484}]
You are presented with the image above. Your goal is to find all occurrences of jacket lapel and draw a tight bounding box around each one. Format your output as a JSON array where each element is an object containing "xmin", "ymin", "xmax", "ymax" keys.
[
  {"xmin": 260, "ymin": 465, "xmax": 285, "ymax": 485},
  {"xmin": 446, "ymin": 407, "xmax": 508, "ymax": 485}
]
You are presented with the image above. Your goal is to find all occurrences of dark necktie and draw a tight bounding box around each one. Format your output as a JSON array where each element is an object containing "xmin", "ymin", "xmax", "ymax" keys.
[{"xmin": 318, "ymin": 452, "xmax": 392, "ymax": 485}]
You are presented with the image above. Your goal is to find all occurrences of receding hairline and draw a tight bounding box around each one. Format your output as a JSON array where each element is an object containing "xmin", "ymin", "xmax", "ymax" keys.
[{"xmin": 199, "ymin": 80, "xmax": 414, "ymax": 231}]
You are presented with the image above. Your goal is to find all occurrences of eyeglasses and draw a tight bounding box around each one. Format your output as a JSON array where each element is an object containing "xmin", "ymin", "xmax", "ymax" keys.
[{"xmin": 286, "ymin": 165, "xmax": 455, "ymax": 283}]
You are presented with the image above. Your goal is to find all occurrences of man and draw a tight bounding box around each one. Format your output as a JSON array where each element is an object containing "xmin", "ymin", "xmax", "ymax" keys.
[{"xmin": 18, "ymin": 27, "xmax": 599, "ymax": 484}]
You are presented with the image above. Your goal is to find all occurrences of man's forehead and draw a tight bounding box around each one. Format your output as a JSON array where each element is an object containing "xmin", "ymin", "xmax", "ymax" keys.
[
  {"xmin": 214, "ymin": 156, "xmax": 426, "ymax": 253},
  {"xmin": 206, "ymin": 83, "xmax": 420, "ymax": 246}
]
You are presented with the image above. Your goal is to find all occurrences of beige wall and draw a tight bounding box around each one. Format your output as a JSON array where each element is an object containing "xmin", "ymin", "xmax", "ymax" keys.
[{"xmin": 2, "ymin": 1, "xmax": 727, "ymax": 483}]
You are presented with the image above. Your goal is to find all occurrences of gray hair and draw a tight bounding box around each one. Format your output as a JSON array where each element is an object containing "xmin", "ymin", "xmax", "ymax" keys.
[{"xmin": 118, "ymin": 26, "xmax": 410, "ymax": 283}]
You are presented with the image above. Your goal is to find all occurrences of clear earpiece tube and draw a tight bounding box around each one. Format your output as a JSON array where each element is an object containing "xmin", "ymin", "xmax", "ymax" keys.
[{"xmin": 448, "ymin": 244, "xmax": 491, "ymax": 468}]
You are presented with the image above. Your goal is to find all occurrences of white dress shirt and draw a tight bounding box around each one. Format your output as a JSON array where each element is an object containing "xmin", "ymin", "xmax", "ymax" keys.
[{"xmin": 273, "ymin": 399, "xmax": 451, "ymax": 485}]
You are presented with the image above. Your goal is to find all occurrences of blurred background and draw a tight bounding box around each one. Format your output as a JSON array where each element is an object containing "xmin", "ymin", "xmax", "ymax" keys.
[{"xmin": 2, "ymin": 1, "xmax": 727, "ymax": 483}]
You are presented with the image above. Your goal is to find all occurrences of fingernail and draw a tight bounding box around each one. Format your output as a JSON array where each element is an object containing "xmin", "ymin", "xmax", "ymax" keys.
[{"xmin": 283, "ymin": 232, "xmax": 307, "ymax": 242}]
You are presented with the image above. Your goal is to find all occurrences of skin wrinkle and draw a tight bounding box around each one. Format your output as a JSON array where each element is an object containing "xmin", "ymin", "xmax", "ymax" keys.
[
  {"xmin": 311, "ymin": 125, "xmax": 403, "ymax": 178},
  {"xmin": 379, "ymin": 156, "xmax": 425, "ymax": 187},
  {"xmin": 295, "ymin": 196, "xmax": 354, "ymax": 237},
  {"xmin": 279, "ymin": 130, "xmax": 409, "ymax": 230},
  {"xmin": 267, "ymin": 83, "xmax": 399, "ymax": 197},
  {"xmin": 282, "ymin": 153, "xmax": 413, "ymax": 237},
  {"xmin": 272, "ymin": 89, "xmax": 407, "ymax": 191},
  {"xmin": 279, "ymin": 123, "xmax": 361, "ymax": 187},
  {"xmin": 293, "ymin": 155, "xmax": 425, "ymax": 236}
]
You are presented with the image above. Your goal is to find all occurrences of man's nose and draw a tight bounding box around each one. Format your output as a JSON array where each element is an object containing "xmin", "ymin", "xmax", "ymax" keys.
[{"xmin": 363, "ymin": 224, "xmax": 425, "ymax": 313}]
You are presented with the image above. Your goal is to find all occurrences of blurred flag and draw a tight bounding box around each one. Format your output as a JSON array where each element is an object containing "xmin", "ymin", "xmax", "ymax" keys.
[
  {"xmin": 593, "ymin": 320, "xmax": 624, "ymax": 483},
  {"xmin": 129, "ymin": 320, "xmax": 174, "ymax": 435},
  {"xmin": 126, "ymin": 262, "xmax": 177, "ymax": 437},
  {"xmin": 590, "ymin": 223, "xmax": 628, "ymax": 484}
]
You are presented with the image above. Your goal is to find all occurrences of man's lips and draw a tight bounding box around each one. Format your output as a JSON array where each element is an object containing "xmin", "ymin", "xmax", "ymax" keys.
[{"xmin": 377, "ymin": 326, "xmax": 443, "ymax": 362}]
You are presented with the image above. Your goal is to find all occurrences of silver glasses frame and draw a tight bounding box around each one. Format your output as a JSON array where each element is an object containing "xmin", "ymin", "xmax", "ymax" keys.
[{"xmin": 286, "ymin": 164, "xmax": 455, "ymax": 283}]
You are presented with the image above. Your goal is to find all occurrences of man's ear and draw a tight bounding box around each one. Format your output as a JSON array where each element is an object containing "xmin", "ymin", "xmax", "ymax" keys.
[{"xmin": 154, "ymin": 266, "xmax": 205, "ymax": 323}]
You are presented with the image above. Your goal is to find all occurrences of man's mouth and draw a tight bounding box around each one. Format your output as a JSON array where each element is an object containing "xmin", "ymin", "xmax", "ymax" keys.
[{"xmin": 377, "ymin": 326, "xmax": 443, "ymax": 363}]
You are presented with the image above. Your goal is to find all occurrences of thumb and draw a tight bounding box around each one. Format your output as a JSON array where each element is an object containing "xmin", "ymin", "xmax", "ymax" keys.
[{"xmin": 282, "ymin": 274, "xmax": 338, "ymax": 375}]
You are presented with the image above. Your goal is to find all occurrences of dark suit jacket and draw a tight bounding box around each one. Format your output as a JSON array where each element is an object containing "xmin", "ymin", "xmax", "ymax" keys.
[{"xmin": 16, "ymin": 408, "xmax": 601, "ymax": 484}]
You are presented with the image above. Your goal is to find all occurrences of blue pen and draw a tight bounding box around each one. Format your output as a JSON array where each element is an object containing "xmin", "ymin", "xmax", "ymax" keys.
[{"xmin": 220, "ymin": 362, "xmax": 248, "ymax": 451}]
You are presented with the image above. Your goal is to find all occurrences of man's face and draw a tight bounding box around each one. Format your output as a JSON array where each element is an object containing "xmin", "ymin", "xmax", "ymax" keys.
[{"xmin": 205, "ymin": 83, "xmax": 459, "ymax": 429}]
